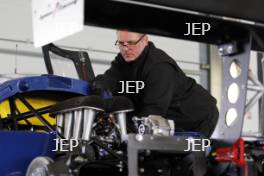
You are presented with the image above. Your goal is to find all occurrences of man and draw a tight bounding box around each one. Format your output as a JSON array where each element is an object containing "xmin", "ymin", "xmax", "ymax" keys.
[{"xmin": 92, "ymin": 30, "xmax": 218, "ymax": 137}]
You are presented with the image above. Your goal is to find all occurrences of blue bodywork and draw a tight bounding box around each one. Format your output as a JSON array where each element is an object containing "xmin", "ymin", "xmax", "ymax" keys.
[
  {"xmin": 0, "ymin": 75, "xmax": 90, "ymax": 175},
  {"xmin": 0, "ymin": 75, "xmax": 205, "ymax": 175},
  {"xmin": 0, "ymin": 75, "xmax": 90, "ymax": 103},
  {"xmin": 0, "ymin": 131, "xmax": 56, "ymax": 176}
]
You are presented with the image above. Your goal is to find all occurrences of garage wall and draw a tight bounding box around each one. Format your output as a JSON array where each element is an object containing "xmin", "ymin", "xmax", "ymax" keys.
[{"xmin": 0, "ymin": 0, "xmax": 201, "ymax": 82}]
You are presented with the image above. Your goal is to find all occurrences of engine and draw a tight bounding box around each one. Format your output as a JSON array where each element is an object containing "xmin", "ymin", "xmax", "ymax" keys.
[
  {"xmin": 26, "ymin": 95, "xmax": 132, "ymax": 176},
  {"xmin": 26, "ymin": 95, "xmax": 176, "ymax": 176}
]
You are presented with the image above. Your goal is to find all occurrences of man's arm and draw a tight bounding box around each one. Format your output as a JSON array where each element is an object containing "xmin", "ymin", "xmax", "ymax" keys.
[
  {"xmin": 92, "ymin": 58, "xmax": 123, "ymax": 94},
  {"xmin": 139, "ymin": 63, "xmax": 176, "ymax": 117}
]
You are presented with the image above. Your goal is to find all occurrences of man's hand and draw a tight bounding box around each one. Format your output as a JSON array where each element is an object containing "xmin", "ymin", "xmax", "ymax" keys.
[{"xmin": 90, "ymin": 75, "xmax": 112, "ymax": 99}]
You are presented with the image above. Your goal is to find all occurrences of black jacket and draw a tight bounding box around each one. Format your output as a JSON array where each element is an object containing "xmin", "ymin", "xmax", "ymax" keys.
[{"xmin": 97, "ymin": 42, "xmax": 218, "ymax": 132}]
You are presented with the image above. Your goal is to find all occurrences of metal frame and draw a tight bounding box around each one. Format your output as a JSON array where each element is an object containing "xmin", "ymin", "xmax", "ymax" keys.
[
  {"xmin": 15, "ymin": 94, "xmax": 58, "ymax": 133},
  {"xmin": 1, "ymin": 93, "xmax": 63, "ymax": 137},
  {"xmin": 42, "ymin": 43, "xmax": 95, "ymax": 81},
  {"xmin": 211, "ymin": 33, "xmax": 252, "ymax": 143},
  {"xmin": 258, "ymin": 53, "xmax": 264, "ymax": 136},
  {"xmin": 127, "ymin": 134, "xmax": 206, "ymax": 176},
  {"xmin": 199, "ymin": 44, "xmax": 210, "ymax": 90},
  {"xmin": 246, "ymin": 70, "xmax": 264, "ymax": 113}
]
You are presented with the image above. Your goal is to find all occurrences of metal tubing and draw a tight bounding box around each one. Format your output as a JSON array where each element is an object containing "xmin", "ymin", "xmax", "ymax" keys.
[
  {"xmin": 72, "ymin": 110, "xmax": 83, "ymax": 139},
  {"xmin": 64, "ymin": 112, "xmax": 73, "ymax": 139},
  {"xmin": 15, "ymin": 94, "xmax": 65, "ymax": 138},
  {"xmin": 116, "ymin": 112, "xmax": 127, "ymax": 141},
  {"xmin": 56, "ymin": 114, "xmax": 64, "ymax": 134},
  {"xmin": 82, "ymin": 109, "xmax": 96, "ymax": 141}
]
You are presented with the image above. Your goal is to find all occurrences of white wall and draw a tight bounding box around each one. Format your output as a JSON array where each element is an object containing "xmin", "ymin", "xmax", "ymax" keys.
[{"xmin": 0, "ymin": 0, "xmax": 200, "ymax": 81}]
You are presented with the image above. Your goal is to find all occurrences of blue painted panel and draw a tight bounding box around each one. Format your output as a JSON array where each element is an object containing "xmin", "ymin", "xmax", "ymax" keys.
[
  {"xmin": 174, "ymin": 131, "xmax": 204, "ymax": 138},
  {"xmin": 0, "ymin": 75, "xmax": 90, "ymax": 103},
  {"xmin": 0, "ymin": 131, "xmax": 56, "ymax": 176}
]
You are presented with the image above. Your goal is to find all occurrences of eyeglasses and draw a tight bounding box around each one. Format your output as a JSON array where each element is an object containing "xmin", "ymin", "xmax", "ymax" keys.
[{"xmin": 115, "ymin": 34, "xmax": 145, "ymax": 48}]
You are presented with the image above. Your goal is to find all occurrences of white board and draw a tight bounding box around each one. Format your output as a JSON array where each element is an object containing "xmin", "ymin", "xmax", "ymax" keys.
[{"xmin": 32, "ymin": 0, "xmax": 84, "ymax": 47}]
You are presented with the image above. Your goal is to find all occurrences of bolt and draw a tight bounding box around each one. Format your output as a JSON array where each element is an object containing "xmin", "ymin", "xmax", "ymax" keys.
[
  {"xmin": 218, "ymin": 47, "xmax": 224, "ymax": 55},
  {"xmin": 227, "ymin": 45, "xmax": 233, "ymax": 54},
  {"xmin": 145, "ymin": 150, "xmax": 151, "ymax": 156},
  {"xmin": 136, "ymin": 134, "xmax": 143, "ymax": 141}
]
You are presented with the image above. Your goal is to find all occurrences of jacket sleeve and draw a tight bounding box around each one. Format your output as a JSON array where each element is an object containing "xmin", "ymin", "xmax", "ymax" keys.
[
  {"xmin": 138, "ymin": 63, "xmax": 176, "ymax": 117},
  {"xmin": 99, "ymin": 58, "xmax": 123, "ymax": 93}
]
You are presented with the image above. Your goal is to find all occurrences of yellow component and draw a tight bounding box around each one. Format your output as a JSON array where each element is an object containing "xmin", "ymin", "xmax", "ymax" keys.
[
  {"xmin": 0, "ymin": 91, "xmax": 75, "ymax": 126},
  {"xmin": 211, "ymin": 152, "xmax": 217, "ymax": 157}
]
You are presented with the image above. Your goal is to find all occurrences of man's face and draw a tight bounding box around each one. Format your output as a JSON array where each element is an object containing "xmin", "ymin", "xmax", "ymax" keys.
[{"xmin": 116, "ymin": 31, "xmax": 148, "ymax": 62}]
